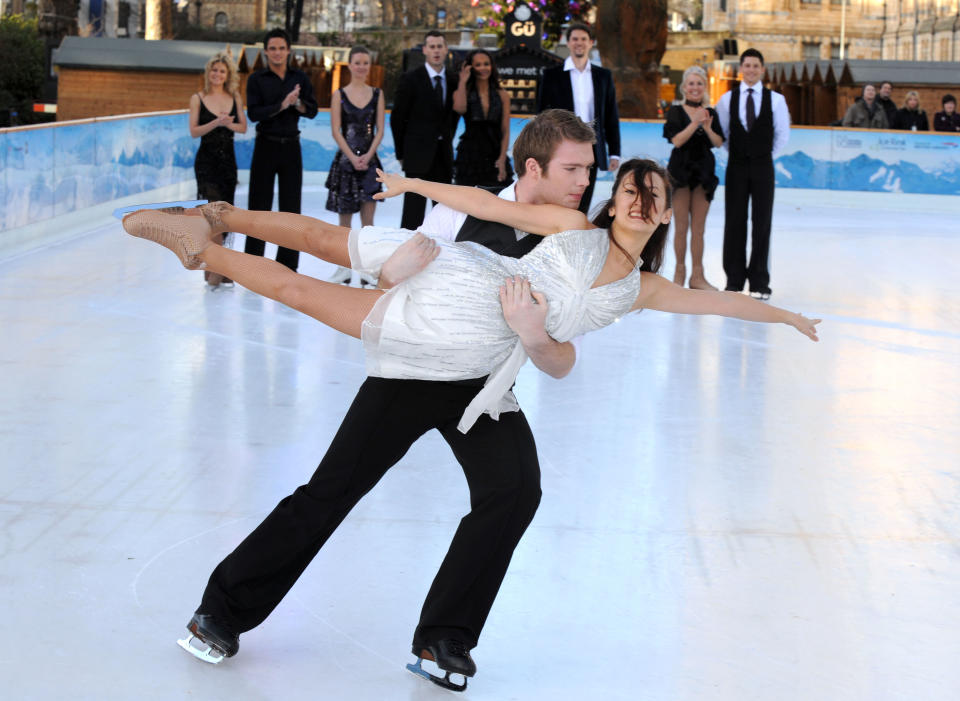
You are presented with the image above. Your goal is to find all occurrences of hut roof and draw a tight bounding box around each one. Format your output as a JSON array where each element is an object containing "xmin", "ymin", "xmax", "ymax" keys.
[
  {"xmin": 769, "ymin": 59, "xmax": 959, "ymax": 87},
  {"xmin": 53, "ymin": 37, "xmax": 244, "ymax": 73}
]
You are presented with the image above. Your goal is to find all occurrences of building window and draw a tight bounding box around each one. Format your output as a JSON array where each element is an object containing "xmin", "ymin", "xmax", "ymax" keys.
[
  {"xmin": 801, "ymin": 0, "xmax": 821, "ymax": 4},
  {"xmin": 803, "ymin": 42, "xmax": 821, "ymax": 59},
  {"xmin": 719, "ymin": 0, "xmax": 726, "ymax": 12},
  {"xmin": 215, "ymin": 12, "xmax": 228, "ymax": 32}
]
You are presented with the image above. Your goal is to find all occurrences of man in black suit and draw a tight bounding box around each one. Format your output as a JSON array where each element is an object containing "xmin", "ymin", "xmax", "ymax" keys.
[
  {"xmin": 390, "ymin": 30, "xmax": 460, "ymax": 230},
  {"xmin": 715, "ymin": 48, "xmax": 791, "ymax": 299},
  {"xmin": 536, "ymin": 21, "xmax": 621, "ymax": 215}
]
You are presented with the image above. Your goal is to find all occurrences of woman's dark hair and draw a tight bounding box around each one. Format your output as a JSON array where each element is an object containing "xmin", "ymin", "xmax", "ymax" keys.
[
  {"xmin": 943, "ymin": 93, "xmax": 957, "ymax": 107},
  {"xmin": 463, "ymin": 49, "xmax": 501, "ymax": 93},
  {"xmin": 591, "ymin": 158, "xmax": 673, "ymax": 274},
  {"xmin": 348, "ymin": 45, "xmax": 370, "ymax": 62}
]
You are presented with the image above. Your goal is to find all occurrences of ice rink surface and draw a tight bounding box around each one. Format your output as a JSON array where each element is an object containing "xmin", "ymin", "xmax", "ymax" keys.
[{"xmin": 2, "ymin": 184, "xmax": 959, "ymax": 700}]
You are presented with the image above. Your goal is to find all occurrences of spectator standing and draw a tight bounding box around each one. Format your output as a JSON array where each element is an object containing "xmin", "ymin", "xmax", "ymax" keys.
[
  {"xmin": 934, "ymin": 94, "xmax": 960, "ymax": 132},
  {"xmin": 325, "ymin": 46, "xmax": 385, "ymax": 285},
  {"xmin": 452, "ymin": 49, "xmax": 514, "ymax": 188},
  {"xmin": 842, "ymin": 85, "xmax": 889, "ymax": 129},
  {"xmin": 244, "ymin": 28, "xmax": 318, "ymax": 272},
  {"xmin": 189, "ymin": 51, "xmax": 247, "ymax": 289},
  {"xmin": 390, "ymin": 30, "xmax": 459, "ymax": 230},
  {"xmin": 877, "ymin": 82, "xmax": 897, "ymax": 127},
  {"xmin": 537, "ymin": 21, "xmax": 621, "ymax": 215},
  {"xmin": 715, "ymin": 48, "xmax": 790, "ymax": 300},
  {"xmin": 663, "ymin": 65, "xmax": 724, "ymax": 290},
  {"xmin": 891, "ymin": 91, "xmax": 929, "ymax": 131}
]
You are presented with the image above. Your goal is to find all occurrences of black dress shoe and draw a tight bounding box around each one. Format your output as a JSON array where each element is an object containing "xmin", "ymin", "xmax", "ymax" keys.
[{"xmin": 749, "ymin": 288, "xmax": 772, "ymax": 300}]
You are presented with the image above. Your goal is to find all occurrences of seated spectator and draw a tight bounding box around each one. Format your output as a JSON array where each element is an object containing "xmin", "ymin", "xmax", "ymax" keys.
[
  {"xmin": 842, "ymin": 85, "xmax": 889, "ymax": 129},
  {"xmin": 892, "ymin": 91, "xmax": 929, "ymax": 131},
  {"xmin": 876, "ymin": 82, "xmax": 897, "ymax": 126},
  {"xmin": 933, "ymin": 94, "xmax": 960, "ymax": 132}
]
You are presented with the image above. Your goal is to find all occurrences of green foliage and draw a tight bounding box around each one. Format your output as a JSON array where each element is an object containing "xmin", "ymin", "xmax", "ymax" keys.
[
  {"xmin": 478, "ymin": 0, "xmax": 596, "ymax": 50},
  {"xmin": 0, "ymin": 15, "xmax": 45, "ymax": 110}
]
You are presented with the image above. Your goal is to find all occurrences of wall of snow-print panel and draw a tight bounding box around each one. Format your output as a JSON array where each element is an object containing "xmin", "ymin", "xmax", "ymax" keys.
[{"xmin": 3, "ymin": 112, "xmax": 959, "ymax": 234}]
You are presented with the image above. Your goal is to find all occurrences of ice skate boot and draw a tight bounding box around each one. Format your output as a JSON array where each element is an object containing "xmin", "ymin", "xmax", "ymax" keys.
[
  {"xmin": 122, "ymin": 209, "xmax": 211, "ymax": 270},
  {"xmin": 406, "ymin": 639, "xmax": 476, "ymax": 692},
  {"xmin": 176, "ymin": 614, "xmax": 239, "ymax": 664}
]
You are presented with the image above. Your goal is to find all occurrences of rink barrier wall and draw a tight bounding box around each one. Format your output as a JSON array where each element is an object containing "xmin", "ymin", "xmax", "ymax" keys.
[{"xmin": 2, "ymin": 111, "xmax": 959, "ymax": 235}]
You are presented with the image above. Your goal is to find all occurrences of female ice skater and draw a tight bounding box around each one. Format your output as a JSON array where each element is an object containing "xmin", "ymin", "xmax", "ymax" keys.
[{"xmin": 122, "ymin": 158, "xmax": 819, "ymax": 433}]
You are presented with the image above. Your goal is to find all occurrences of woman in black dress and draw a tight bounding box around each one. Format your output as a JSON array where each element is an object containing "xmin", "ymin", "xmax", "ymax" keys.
[
  {"xmin": 891, "ymin": 91, "xmax": 929, "ymax": 131},
  {"xmin": 325, "ymin": 45, "xmax": 385, "ymax": 284},
  {"xmin": 663, "ymin": 65, "xmax": 724, "ymax": 290},
  {"xmin": 189, "ymin": 52, "xmax": 247, "ymax": 288},
  {"xmin": 452, "ymin": 49, "xmax": 514, "ymax": 187}
]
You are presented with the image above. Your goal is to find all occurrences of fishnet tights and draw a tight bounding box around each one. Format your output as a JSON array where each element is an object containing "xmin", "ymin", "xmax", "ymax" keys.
[
  {"xmin": 200, "ymin": 245, "xmax": 381, "ymax": 339},
  {"xmin": 219, "ymin": 207, "xmax": 353, "ymax": 268}
]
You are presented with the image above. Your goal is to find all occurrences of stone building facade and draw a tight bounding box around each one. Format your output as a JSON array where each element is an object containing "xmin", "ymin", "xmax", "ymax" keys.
[{"xmin": 699, "ymin": 0, "xmax": 960, "ymax": 63}]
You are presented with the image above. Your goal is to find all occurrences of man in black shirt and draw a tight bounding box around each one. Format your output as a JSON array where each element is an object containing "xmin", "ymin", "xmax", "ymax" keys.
[{"xmin": 244, "ymin": 28, "xmax": 318, "ymax": 271}]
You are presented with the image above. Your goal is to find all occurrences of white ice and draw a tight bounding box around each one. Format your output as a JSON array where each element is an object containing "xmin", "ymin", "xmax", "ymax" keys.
[{"xmin": 1, "ymin": 183, "xmax": 959, "ymax": 701}]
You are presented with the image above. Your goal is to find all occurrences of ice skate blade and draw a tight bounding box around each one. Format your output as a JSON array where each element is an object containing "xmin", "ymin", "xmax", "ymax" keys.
[
  {"xmin": 406, "ymin": 659, "xmax": 467, "ymax": 692},
  {"xmin": 177, "ymin": 634, "xmax": 225, "ymax": 664}
]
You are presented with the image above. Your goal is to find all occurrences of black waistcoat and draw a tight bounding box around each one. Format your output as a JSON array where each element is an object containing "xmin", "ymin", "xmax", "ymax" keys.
[
  {"xmin": 454, "ymin": 186, "xmax": 541, "ymax": 259},
  {"xmin": 728, "ymin": 85, "xmax": 774, "ymax": 164}
]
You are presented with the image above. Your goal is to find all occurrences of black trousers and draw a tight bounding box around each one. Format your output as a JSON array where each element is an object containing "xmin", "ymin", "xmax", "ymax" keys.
[
  {"xmin": 577, "ymin": 164, "xmax": 599, "ymax": 216},
  {"xmin": 400, "ymin": 143, "xmax": 453, "ymax": 231},
  {"xmin": 723, "ymin": 158, "xmax": 775, "ymax": 292},
  {"xmin": 198, "ymin": 377, "xmax": 542, "ymax": 650},
  {"xmin": 245, "ymin": 135, "xmax": 303, "ymax": 271}
]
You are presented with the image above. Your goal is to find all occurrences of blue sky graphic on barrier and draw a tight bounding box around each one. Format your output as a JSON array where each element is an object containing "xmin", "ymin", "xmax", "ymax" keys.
[{"xmin": 3, "ymin": 111, "xmax": 959, "ymax": 233}]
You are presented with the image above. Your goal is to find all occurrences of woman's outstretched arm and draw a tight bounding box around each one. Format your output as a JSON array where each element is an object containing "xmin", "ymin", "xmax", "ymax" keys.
[
  {"xmin": 634, "ymin": 272, "xmax": 821, "ymax": 341},
  {"xmin": 374, "ymin": 170, "xmax": 590, "ymax": 235}
]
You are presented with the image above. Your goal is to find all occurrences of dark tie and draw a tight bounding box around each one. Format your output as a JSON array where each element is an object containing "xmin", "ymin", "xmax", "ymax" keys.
[
  {"xmin": 434, "ymin": 75, "xmax": 444, "ymax": 105},
  {"xmin": 746, "ymin": 87, "xmax": 756, "ymax": 130}
]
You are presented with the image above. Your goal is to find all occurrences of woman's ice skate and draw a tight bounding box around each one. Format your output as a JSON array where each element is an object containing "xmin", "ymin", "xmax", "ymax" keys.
[{"xmin": 122, "ymin": 209, "xmax": 211, "ymax": 270}]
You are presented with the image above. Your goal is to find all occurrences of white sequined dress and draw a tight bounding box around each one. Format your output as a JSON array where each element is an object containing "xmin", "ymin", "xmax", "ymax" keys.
[{"xmin": 348, "ymin": 226, "xmax": 643, "ymax": 432}]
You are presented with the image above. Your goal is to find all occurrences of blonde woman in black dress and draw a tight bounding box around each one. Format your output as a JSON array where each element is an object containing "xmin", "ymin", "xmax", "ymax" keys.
[
  {"xmin": 663, "ymin": 65, "xmax": 724, "ymax": 290},
  {"xmin": 189, "ymin": 52, "xmax": 248, "ymax": 288}
]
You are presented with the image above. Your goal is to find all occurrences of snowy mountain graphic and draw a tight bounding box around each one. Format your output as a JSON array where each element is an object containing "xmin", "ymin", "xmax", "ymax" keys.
[{"xmin": 773, "ymin": 152, "xmax": 960, "ymax": 195}]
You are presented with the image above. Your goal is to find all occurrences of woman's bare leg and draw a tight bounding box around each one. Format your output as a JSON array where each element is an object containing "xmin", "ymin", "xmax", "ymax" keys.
[
  {"xmin": 687, "ymin": 186, "xmax": 717, "ymax": 290},
  {"xmin": 359, "ymin": 201, "xmax": 376, "ymax": 227},
  {"xmin": 214, "ymin": 206, "xmax": 354, "ymax": 268},
  {"xmin": 200, "ymin": 244, "xmax": 381, "ymax": 338},
  {"xmin": 671, "ymin": 186, "xmax": 691, "ymax": 286}
]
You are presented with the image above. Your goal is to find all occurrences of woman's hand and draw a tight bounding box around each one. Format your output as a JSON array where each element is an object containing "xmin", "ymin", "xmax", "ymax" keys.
[
  {"xmin": 215, "ymin": 113, "xmax": 234, "ymax": 127},
  {"xmin": 495, "ymin": 156, "xmax": 507, "ymax": 183},
  {"xmin": 373, "ymin": 169, "xmax": 410, "ymax": 199},
  {"xmin": 459, "ymin": 62, "xmax": 472, "ymax": 85},
  {"xmin": 352, "ymin": 153, "xmax": 368, "ymax": 171},
  {"xmin": 787, "ymin": 312, "xmax": 822, "ymax": 342}
]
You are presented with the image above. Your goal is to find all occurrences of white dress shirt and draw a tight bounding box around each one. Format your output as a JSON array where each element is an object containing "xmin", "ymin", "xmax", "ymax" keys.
[
  {"xmin": 563, "ymin": 57, "xmax": 619, "ymax": 162},
  {"xmin": 425, "ymin": 63, "xmax": 446, "ymax": 102},
  {"xmin": 715, "ymin": 80, "xmax": 791, "ymax": 157}
]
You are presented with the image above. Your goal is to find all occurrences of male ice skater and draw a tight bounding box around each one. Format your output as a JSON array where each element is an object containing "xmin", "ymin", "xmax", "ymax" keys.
[
  {"xmin": 179, "ymin": 110, "xmax": 597, "ymax": 691},
  {"xmin": 390, "ymin": 30, "xmax": 460, "ymax": 230},
  {"xmin": 537, "ymin": 21, "xmax": 621, "ymax": 215},
  {"xmin": 244, "ymin": 28, "xmax": 318, "ymax": 271},
  {"xmin": 715, "ymin": 48, "xmax": 790, "ymax": 299}
]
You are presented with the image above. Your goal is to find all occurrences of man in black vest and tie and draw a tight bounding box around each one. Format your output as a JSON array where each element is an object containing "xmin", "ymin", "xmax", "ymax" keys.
[
  {"xmin": 181, "ymin": 110, "xmax": 597, "ymax": 692},
  {"xmin": 390, "ymin": 30, "xmax": 460, "ymax": 230},
  {"xmin": 715, "ymin": 49, "xmax": 790, "ymax": 299}
]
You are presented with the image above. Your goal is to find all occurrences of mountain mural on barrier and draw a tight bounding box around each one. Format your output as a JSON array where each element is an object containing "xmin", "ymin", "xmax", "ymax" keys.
[{"xmin": 772, "ymin": 151, "xmax": 960, "ymax": 195}]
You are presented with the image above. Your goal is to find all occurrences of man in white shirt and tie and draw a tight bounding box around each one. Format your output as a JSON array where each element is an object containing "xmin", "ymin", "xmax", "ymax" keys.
[
  {"xmin": 715, "ymin": 48, "xmax": 790, "ymax": 299},
  {"xmin": 537, "ymin": 22, "xmax": 621, "ymax": 215},
  {"xmin": 390, "ymin": 30, "xmax": 460, "ymax": 230}
]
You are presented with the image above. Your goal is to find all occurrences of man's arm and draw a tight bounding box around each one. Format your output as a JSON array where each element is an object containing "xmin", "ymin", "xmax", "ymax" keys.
[
  {"xmin": 390, "ymin": 72, "xmax": 413, "ymax": 163},
  {"xmin": 771, "ymin": 91, "xmax": 791, "ymax": 158},
  {"xmin": 500, "ymin": 277, "xmax": 575, "ymax": 378},
  {"xmin": 715, "ymin": 92, "xmax": 731, "ymax": 151},
  {"xmin": 602, "ymin": 70, "xmax": 621, "ymax": 170},
  {"xmin": 245, "ymin": 74, "xmax": 281, "ymax": 123},
  {"xmin": 297, "ymin": 73, "xmax": 319, "ymax": 119}
]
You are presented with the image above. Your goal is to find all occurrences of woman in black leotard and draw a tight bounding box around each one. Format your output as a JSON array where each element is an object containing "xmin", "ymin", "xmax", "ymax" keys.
[{"xmin": 189, "ymin": 52, "xmax": 248, "ymax": 288}]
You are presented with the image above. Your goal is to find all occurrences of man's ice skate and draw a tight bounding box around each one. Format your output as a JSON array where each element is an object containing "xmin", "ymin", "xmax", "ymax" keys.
[
  {"xmin": 176, "ymin": 614, "xmax": 239, "ymax": 665},
  {"xmin": 406, "ymin": 639, "xmax": 476, "ymax": 692}
]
